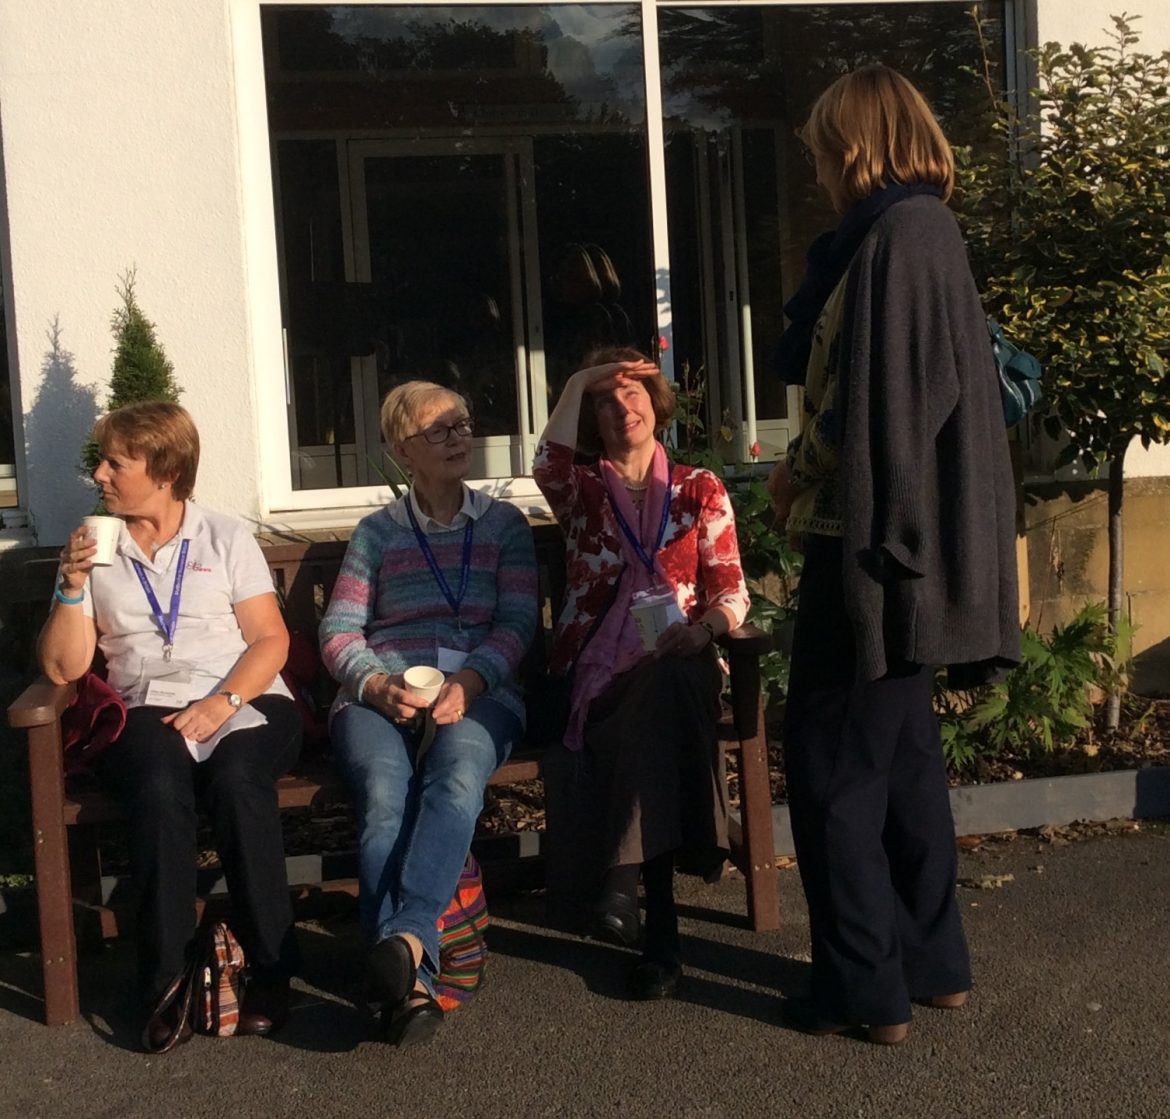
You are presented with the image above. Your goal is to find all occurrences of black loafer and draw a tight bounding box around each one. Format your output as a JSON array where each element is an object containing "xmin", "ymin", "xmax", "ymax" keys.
[
  {"xmin": 384, "ymin": 993, "xmax": 444, "ymax": 1048},
  {"xmin": 368, "ymin": 935, "xmax": 417, "ymax": 1007},
  {"xmin": 631, "ymin": 958, "xmax": 681, "ymax": 1000},
  {"xmin": 591, "ymin": 891, "xmax": 641, "ymax": 947}
]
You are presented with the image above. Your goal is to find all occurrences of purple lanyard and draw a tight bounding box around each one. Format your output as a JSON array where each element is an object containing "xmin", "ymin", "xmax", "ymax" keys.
[
  {"xmin": 404, "ymin": 499, "xmax": 474, "ymax": 627},
  {"xmin": 606, "ymin": 480, "xmax": 671, "ymax": 576},
  {"xmin": 131, "ymin": 539, "xmax": 190, "ymax": 662}
]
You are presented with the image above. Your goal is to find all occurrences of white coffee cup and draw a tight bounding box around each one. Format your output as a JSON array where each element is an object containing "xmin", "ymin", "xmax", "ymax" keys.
[
  {"xmin": 82, "ymin": 515, "xmax": 122, "ymax": 566},
  {"xmin": 403, "ymin": 665, "xmax": 445, "ymax": 706},
  {"xmin": 629, "ymin": 589, "xmax": 684, "ymax": 653}
]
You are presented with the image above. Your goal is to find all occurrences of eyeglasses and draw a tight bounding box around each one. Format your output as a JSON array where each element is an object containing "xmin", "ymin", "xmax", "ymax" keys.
[{"xmin": 405, "ymin": 418, "xmax": 474, "ymax": 444}]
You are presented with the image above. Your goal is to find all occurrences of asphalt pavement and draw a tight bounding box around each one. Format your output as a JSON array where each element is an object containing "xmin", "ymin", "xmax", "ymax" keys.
[{"xmin": 2, "ymin": 824, "xmax": 1168, "ymax": 1119}]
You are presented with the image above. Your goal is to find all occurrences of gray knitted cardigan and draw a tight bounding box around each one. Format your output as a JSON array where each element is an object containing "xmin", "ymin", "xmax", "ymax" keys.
[{"xmin": 838, "ymin": 194, "xmax": 1021, "ymax": 685}]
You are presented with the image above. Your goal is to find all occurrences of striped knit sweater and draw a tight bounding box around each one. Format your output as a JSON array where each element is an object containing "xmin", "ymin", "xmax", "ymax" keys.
[{"xmin": 320, "ymin": 498, "xmax": 538, "ymax": 726}]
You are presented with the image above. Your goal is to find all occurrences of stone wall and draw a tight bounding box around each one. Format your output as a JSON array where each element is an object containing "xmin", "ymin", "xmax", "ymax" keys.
[{"xmin": 1023, "ymin": 477, "xmax": 1170, "ymax": 695}]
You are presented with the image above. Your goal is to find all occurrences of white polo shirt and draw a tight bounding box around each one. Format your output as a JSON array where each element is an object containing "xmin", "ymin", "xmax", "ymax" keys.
[{"xmin": 78, "ymin": 502, "xmax": 293, "ymax": 705}]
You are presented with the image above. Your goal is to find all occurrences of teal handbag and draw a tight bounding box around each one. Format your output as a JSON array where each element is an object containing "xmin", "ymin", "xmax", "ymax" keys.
[{"xmin": 987, "ymin": 316, "xmax": 1043, "ymax": 427}]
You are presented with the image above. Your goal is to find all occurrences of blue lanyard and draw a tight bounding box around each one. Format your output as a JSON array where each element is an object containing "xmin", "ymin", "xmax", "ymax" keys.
[
  {"xmin": 607, "ymin": 480, "xmax": 671, "ymax": 575},
  {"xmin": 405, "ymin": 498, "xmax": 474, "ymax": 626},
  {"xmin": 131, "ymin": 539, "xmax": 190, "ymax": 662}
]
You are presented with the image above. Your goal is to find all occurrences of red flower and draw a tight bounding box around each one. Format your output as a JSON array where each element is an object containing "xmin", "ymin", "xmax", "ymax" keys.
[
  {"xmin": 657, "ymin": 335, "xmax": 669, "ymax": 353},
  {"xmin": 749, "ymin": 441, "xmax": 761, "ymax": 459}
]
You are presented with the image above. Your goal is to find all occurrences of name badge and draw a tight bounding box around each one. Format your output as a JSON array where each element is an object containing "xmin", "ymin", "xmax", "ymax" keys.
[
  {"xmin": 141, "ymin": 658, "xmax": 193, "ymax": 708},
  {"xmin": 144, "ymin": 675, "xmax": 193, "ymax": 708},
  {"xmin": 437, "ymin": 646, "xmax": 469, "ymax": 674}
]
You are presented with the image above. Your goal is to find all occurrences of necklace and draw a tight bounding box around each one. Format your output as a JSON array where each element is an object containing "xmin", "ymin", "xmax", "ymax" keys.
[{"xmin": 623, "ymin": 482, "xmax": 648, "ymax": 492}]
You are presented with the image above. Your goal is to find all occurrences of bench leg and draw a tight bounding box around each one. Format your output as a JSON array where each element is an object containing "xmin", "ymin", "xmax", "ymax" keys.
[
  {"xmin": 27, "ymin": 723, "xmax": 80, "ymax": 1026},
  {"xmin": 729, "ymin": 656, "xmax": 780, "ymax": 932}
]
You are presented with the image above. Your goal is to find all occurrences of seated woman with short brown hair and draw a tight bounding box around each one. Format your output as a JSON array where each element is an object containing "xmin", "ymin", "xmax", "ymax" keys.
[{"xmin": 533, "ymin": 347, "xmax": 750, "ymax": 1000}]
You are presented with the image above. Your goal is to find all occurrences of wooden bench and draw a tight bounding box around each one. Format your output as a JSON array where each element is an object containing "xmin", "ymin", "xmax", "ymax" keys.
[{"xmin": 7, "ymin": 522, "xmax": 779, "ymax": 1026}]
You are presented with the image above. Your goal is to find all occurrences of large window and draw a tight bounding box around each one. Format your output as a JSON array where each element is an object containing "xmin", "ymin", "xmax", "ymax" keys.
[
  {"xmin": 253, "ymin": 1, "xmax": 1006, "ymax": 506},
  {"xmin": 660, "ymin": 2, "xmax": 1006, "ymax": 460},
  {"xmin": 263, "ymin": 4, "xmax": 654, "ymax": 490}
]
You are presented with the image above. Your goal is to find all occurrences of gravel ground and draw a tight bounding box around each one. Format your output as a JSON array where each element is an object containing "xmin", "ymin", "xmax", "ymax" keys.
[{"xmin": 2, "ymin": 823, "xmax": 1169, "ymax": 1119}]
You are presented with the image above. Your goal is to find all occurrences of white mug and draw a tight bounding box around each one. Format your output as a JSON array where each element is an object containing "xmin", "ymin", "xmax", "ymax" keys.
[
  {"xmin": 403, "ymin": 665, "xmax": 445, "ymax": 706},
  {"xmin": 82, "ymin": 515, "xmax": 122, "ymax": 566}
]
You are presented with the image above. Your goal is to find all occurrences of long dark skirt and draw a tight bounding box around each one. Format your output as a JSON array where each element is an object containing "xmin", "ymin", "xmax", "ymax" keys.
[
  {"xmin": 584, "ymin": 649, "xmax": 727, "ymax": 879},
  {"xmin": 784, "ymin": 533, "xmax": 971, "ymax": 1027}
]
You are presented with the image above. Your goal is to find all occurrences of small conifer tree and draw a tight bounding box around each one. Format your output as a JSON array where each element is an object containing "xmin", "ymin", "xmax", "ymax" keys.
[{"xmin": 83, "ymin": 269, "xmax": 182, "ymax": 477}]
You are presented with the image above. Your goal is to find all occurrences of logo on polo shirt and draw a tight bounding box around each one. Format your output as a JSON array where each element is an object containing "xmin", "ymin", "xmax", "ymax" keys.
[{"xmin": 186, "ymin": 560, "xmax": 212, "ymax": 573}]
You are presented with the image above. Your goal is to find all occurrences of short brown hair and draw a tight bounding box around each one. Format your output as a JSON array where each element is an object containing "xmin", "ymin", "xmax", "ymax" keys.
[
  {"xmin": 380, "ymin": 380, "xmax": 470, "ymax": 446},
  {"xmin": 574, "ymin": 346, "xmax": 677, "ymax": 457},
  {"xmin": 801, "ymin": 64, "xmax": 954, "ymax": 207},
  {"xmin": 93, "ymin": 401, "xmax": 200, "ymax": 501}
]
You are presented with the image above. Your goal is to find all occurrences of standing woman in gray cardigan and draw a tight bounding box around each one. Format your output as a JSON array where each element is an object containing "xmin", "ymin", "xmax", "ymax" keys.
[{"xmin": 768, "ymin": 65, "xmax": 1020, "ymax": 1045}]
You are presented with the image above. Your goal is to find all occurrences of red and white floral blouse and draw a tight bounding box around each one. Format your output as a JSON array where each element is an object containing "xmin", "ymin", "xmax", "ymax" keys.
[{"xmin": 533, "ymin": 440, "xmax": 750, "ymax": 676}]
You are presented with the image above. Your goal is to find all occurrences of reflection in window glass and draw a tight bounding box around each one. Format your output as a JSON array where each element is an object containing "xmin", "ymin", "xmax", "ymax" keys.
[
  {"xmin": 263, "ymin": 5, "xmax": 653, "ymax": 488},
  {"xmin": 660, "ymin": 3, "xmax": 1005, "ymax": 452}
]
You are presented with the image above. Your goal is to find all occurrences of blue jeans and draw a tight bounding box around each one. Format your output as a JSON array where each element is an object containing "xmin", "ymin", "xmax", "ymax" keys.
[{"xmin": 331, "ymin": 697, "xmax": 519, "ymax": 985}]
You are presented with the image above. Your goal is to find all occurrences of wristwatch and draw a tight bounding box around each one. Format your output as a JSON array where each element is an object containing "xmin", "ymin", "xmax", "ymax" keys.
[{"xmin": 219, "ymin": 690, "xmax": 243, "ymax": 710}]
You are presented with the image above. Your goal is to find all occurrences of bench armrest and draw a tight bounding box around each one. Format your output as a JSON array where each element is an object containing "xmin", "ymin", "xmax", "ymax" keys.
[
  {"xmin": 7, "ymin": 675, "xmax": 77, "ymax": 730},
  {"xmin": 719, "ymin": 624, "xmax": 774, "ymax": 658}
]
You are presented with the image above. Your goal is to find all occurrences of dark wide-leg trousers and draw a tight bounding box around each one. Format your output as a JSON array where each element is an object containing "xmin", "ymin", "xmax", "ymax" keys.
[
  {"xmin": 102, "ymin": 695, "xmax": 303, "ymax": 1003},
  {"xmin": 784, "ymin": 534, "xmax": 971, "ymax": 1027}
]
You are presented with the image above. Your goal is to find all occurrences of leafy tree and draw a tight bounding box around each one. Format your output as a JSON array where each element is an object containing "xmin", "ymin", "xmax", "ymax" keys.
[
  {"xmin": 82, "ymin": 270, "xmax": 181, "ymax": 477},
  {"xmin": 956, "ymin": 12, "xmax": 1170, "ymax": 727}
]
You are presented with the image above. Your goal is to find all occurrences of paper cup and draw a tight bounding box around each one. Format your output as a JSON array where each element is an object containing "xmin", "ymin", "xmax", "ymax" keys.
[
  {"xmin": 629, "ymin": 590, "xmax": 679, "ymax": 653},
  {"xmin": 403, "ymin": 665, "xmax": 445, "ymax": 705},
  {"xmin": 82, "ymin": 515, "xmax": 122, "ymax": 566}
]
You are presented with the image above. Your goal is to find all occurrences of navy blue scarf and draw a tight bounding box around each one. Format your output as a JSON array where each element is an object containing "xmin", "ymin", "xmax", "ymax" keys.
[{"xmin": 772, "ymin": 182, "xmax": 944, "ymax": 386}]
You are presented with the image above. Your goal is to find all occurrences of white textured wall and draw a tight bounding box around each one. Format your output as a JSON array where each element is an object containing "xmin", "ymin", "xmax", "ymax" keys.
[
  {"xmin": 0, "ymin": 1, "xmax": 263, "ymax": 544},
  {"xmin": 1035, "ymin": 1, "xmax": 1170, "ymax": 478}
]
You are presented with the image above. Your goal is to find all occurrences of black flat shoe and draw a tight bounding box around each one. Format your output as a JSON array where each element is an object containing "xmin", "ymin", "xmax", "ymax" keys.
[
  {"xmin": 384, "ymin": 993, "xmax": 444, "ymax": 1048},
  {"xmin": 631, "ymin": 958, "xmax": 681, "ymax": 1001},
  {"xmin": 368, "ymin": 936, "xmax": 417, "ymax": 1007},
  {"xmin": 591, "ymin": 891, "xmax": 641, "ymax": 947}
]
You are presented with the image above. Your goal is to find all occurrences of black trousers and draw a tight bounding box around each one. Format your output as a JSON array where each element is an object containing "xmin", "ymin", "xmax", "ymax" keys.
[
  {"xmin": 102, "ymin": 695, "xmax": 303, "ymax": 1003},
  {"xmin": 784, "ymin": 534, "xmax": 970, "ymax": 1026}
]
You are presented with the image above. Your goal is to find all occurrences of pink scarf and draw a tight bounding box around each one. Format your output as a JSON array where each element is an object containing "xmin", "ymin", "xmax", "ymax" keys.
[{"xmin": 565, "ymin": 441, "xmax": 673, "ymax": 751}]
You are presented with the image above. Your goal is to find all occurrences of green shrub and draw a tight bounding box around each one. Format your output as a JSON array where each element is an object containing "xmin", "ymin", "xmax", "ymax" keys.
[
  {"xmin": 937, "ymin": 602, "xmax": 1134, "ymax": 773},
  {"xmin": 81, "ymin": 269, "xmax": 182, "ymax": 483},
  {"xmin": 668, "ymin": 363, "xmax": 801, "ymax": 708}
]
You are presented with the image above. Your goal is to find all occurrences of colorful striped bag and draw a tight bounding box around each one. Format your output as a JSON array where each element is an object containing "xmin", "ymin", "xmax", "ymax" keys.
[
  {"xmin": 199, "ymin": 922, "xmax": 246, "ymax": 1036},
  {"xmin": 433, "ymin": 854, "xmax": 489, "ymax": 1012}
]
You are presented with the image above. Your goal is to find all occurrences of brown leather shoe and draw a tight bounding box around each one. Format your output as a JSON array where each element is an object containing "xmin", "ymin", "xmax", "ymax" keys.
[
  {"xmin": 781, "ymin": 999, "xmax": 910, "ymax": 1045},
  {"xmin": 926, "ymin": 991, "xmax": 969, "ymax": 1010},
  {"xmin": 236, "ymin": 977, "xmax": 291, "ymax": 1037},
  {"xmin": 867, "ymin": 1022, "xmax": 910, "ymax": 1045}
]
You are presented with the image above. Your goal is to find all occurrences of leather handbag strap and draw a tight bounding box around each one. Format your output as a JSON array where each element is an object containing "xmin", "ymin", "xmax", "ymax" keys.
[{"xmin": 141, "ymin": 949, "xmax": 201, "ymax": 1053}]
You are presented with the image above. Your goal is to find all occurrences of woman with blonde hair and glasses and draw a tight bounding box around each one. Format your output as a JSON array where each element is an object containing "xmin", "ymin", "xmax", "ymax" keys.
[
  {"xmin": 320, "ymin": 380, "xmax": 537, "ymax": 1047},
  {"xmin": 768, "ymin": 65, "xmax": 1019, "ymax": 1043}
]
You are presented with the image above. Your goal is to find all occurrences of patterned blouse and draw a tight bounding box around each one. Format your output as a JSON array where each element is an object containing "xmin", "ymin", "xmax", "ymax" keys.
[
  {"xmin": 532, "ymin": 440, "xmax": 750, "ymax": 676},
  {"xmin": 785, "ymin": 274, "xmax": 847, "ymax": 537}
]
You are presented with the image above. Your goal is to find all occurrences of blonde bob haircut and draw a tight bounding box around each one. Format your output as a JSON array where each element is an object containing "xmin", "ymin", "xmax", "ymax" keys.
[
  {"xmin": 380, "ymin": 380, "xmax": 471, "ymax": 447},
  {"xmin": 801, "ymin": 64, "xmax": 954, "ymax": 207},
  {"xmin": 93, "ymin": 401, "xmax": 200, "ymax": 502},
  {"xmin": 575, "ymin": 346, "xmax": 677, "ymax": 458}
]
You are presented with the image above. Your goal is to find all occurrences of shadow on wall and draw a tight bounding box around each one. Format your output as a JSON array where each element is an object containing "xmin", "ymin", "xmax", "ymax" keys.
[
  {"xmin": 1133, "ymin": 632, "xmax": 1170, "ymax": 698},
  {"xmin": 23, "ymin": 317, "xmax": 99, "ymax": 543}
]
